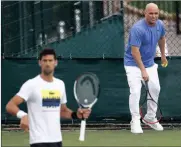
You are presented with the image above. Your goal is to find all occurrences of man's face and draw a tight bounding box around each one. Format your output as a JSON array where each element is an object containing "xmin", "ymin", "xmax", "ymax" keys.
[
  {"xmin": 145, "ymin": 7, "xmax": 159, "ymax": 25},
  {"xmin": 39, "ymin": 55, "xmax": 57, "ymax": 75}
]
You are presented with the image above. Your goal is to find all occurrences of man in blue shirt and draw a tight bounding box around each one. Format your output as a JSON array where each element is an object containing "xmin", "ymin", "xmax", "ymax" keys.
[{"xmin": 124, "ymin": 3, "xmax": 168, "ymax": 134}]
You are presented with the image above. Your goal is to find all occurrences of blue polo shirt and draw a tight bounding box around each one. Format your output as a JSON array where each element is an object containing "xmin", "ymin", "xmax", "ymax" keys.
[{"xmin": 124, "ymin": 19, "xmax": 165, "ymax": 68}]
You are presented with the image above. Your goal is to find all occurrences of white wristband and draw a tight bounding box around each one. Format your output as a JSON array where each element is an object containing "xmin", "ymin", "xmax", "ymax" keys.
[{"xmin": 17, "ymin": 110, "xmax": 27, "ymax": 119}]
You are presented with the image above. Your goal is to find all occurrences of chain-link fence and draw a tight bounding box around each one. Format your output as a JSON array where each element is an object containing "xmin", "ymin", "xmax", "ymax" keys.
[
  {"xmin": 2, "ymin": 1, "xmax": 181, "ymax": 58},
  {"xmin": 124, "ymin": 1, "xmax": 181, "ymax": 57},
  {"xmin": 1, "ymin": 1, "xmax": 181, "ymax": 126},
  {"xmin": 1, "ymin": 1, "xmax": 122, "ymax": 57}
]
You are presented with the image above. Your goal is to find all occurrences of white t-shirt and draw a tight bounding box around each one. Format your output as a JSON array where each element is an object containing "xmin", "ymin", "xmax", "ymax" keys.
[{"xmin": 16, "ymin": 75, "xmax": 67, "ymax": 144}]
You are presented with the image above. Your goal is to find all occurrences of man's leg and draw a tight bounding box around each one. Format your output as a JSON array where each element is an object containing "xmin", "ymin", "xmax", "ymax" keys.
[
  {"xmin": 143, "ymin": 64, "xmax": 163, "ymax": 131},
  {"xmin": 125, "ymin": 66, "xmax": 143, "ymax": 133}
]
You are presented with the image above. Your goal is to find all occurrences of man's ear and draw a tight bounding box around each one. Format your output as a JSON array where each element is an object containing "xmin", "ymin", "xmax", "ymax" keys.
[
  {"xmin": 55, "ymin": 60, "xmax": 58, "ymax": 67},
  {"xmin": 144, "ymin": 10, "xmax": 147, "ymax": 16}
]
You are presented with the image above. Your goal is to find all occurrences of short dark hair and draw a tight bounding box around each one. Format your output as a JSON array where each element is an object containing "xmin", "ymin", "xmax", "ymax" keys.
[{"xmin": 39, "ymin": 48, "xmax": 57, "ymax": 60}]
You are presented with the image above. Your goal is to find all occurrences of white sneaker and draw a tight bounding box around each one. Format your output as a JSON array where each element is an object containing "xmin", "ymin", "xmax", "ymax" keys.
[
  {"xmin": 130, "ymin": 119, "xmax": 143, "ymax": 134},
  {"xmin": 142, "ymin": 117, "xmax": 164, "ymax": 131}
]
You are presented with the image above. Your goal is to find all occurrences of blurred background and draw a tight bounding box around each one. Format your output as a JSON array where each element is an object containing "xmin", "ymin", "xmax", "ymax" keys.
[{"xmin": 1, "ymin": 1, "xmax": 181, "ymax": 130}]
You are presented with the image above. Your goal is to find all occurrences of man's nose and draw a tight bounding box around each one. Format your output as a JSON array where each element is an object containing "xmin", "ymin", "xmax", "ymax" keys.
[
  {"xmin": 45, "ymin": 62, "xmax": 50, "ymax": 67},
  {"xmin": 152, "ymin": 14, "xmax": 157, "ymax": 18}
]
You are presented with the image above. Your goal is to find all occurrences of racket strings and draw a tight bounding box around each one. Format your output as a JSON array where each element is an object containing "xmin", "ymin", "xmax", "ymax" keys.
[
  {"xmin": 75, "ymin": 74, "xmax": 99, "ymax": 106},
  {"xmin": 76, "ymin": 84, "xmax": 95, "ymax": 105},
  {"xmin": 140, "ymin": 83, "xmax": 162, "ymax": 124}
]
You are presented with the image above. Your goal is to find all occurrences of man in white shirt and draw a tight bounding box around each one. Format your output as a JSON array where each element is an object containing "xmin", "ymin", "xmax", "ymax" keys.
[{"xmin": 6, "ymin": 48, "xmax": 91, "ymax": 147}]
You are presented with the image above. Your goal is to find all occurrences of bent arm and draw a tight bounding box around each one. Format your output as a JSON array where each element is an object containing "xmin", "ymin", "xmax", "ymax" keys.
[
  {"xmin": 60, "ymin": 104, "xmax": 74, "ymax": 119},
  {"xmin": 158, "ymin": 36, "xmax": 166, "ymax": 57},
  {"xmin": 6, "ymin": 95, "xmax": 26, "ymax": 116}
]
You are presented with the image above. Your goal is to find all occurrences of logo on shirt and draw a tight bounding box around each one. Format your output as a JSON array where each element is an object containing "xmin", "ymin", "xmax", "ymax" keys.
[{"xmin": 41, "ymin": 90, "xmax": 61, "ymax": 108}]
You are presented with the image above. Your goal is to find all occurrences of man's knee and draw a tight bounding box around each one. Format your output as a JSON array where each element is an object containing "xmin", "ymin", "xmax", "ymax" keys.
[{"xmin": 130, "ymin": 87, "xmax": 141, "ymax": 98}]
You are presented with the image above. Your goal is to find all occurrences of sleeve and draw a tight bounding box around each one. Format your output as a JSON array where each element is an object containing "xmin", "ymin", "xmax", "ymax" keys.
[
  {"xmin": 61, "ymin": 82, "xmax": 67, "ymax": 104},
  {"xmin": 16, "ymin": 80, "xmax": 32, "ymax": 101},
  {"xmin": 130, "ymin": 27, "xmax": 142, "ymax": 48}
]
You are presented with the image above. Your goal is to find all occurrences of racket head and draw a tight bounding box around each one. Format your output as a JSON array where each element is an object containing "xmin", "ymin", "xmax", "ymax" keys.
[
  {"xmin": 140, "ymin": 80, "xmax": 162, "ymax": 124},
  {"xmin": 140, "ymin": 100, "xmax": 162, "ymax": 124},
  {"xmin": 74, "ymin": 72, "xmax": 100, "ymax": 108}
]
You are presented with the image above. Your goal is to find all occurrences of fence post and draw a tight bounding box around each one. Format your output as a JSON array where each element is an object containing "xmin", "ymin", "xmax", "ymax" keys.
[
  {"xmin": 38, "ymin": 33, "xmax": 43, "ymax": 47},
  {"xmin": 176, "ymin": 1, "xmax": 181, "ymax": 34},
  {"xmin": 19, "ymin": 2, "xmax": 24, "ymax": 54},
  {"xmin": 2, "ymin": 3, "xmax": 5, "ymax": 56},
  {"xmin": 108, "ymin": 1, "xmax": 113, "ymax": 16},
  {"xmin": 23, "ymin": 2, "xmax": 28, "ymax": 54},
  {"xmin": 31, "ymin": 2, "xmax": 36, "ymax": 51},
  {"xmin": 44, "ymin": 34, "xmax": 48, "ymax": 45},
  {"xmin": 89, "ymin": 1, "xmax": 94, "ymax": 28},
  {"xmin": 40, "ymin": 1, "xmax": 45, "ymax": 45},
  {"xmin": 103, "ymin": 1, "xmax": 108, "ymax": 17},
  {"xmin": 75, "ymin": 9, "xmax": 81, "ymax": 33},
  {"xmin": 58, "ymin": 21, "xmax": 65, "ymax": 40}
]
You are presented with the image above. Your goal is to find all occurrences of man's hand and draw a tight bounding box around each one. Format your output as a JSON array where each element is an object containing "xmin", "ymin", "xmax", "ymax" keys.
[
  {"xmin": 20, "ymin": 115, "xmax": 29, "ymax": 132},
  {"xmin": 141, "ymin": 70, "xmax": 149, "ymax": 81},
  {"xmin": 77, "ymin": 108, "xmax": 91, "ymax": 119},
  {"xmin": 161, "ymin": 55, "xmax": 168, "ymax": 67}
]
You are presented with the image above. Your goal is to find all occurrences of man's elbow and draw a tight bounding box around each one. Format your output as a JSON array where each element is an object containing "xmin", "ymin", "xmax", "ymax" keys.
[
  {"xmin": 6, "ymin": 101, "xmax": 16, "ymax": 115},
  {"xmin": 6, "ymin": 101, "xmax": 12, "ymax": 113},
  {"xmin": 131, "ymin": 50, "xmax": 138, "ymax": 58}
]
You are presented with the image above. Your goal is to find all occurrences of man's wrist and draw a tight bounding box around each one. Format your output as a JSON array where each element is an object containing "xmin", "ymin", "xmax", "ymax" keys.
[
  {"xmin": 161, "ymin": 54, "xmax": 166, "ymax": 58},
  {"xmin": 16, "ymin": 110, "xmax": 27, "ymax": 119},
  {"xmin": 71, "ymin": 111, "xmax": 78, "ymax": 119},
  {"xmin": 140, "ymin": 66, "xmax": 146, "ymax": 73}
]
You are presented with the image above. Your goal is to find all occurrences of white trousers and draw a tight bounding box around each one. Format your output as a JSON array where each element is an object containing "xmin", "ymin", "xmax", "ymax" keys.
[{"xmin": 124, "ymin": 64, "xmax": 160, "ymax": 121}]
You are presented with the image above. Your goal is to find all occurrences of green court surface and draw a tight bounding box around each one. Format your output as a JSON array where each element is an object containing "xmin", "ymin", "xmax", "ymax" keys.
[{"xmin": 2, "ymin": 130, "xmax": 181, "ymax": 146}]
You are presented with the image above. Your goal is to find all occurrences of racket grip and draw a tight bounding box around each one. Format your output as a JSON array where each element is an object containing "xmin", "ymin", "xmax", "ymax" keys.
[{"xmin": 79, "ymin": 120, "xmax": 86, "ymax": 141}]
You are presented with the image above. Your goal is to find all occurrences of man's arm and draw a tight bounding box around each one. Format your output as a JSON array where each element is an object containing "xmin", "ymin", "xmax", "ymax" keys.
[
  {"xmin": 129, "ymin": 27, "xmax": 146, "ymax": 71},
  {"xmin": 131, "ymin": 46, "xmax": 146, "ymax": 72},
  {"xmin": 6, "ymin": 80, "xmax": 31, "ymax": 118},
  {"xmin": 6, "ymin": 95, "xmax": 29, "ymax": 131},
  {"xmin": 158, "ymin": 36, "xmax": 168, "ymax": 66},
  {"xmin": 158, "ymin": 36, "xmax": 166, "ymax": 57},
  {"xmin": 6, "ymin": 95, "xmax": 27, "ymax": 118},
  {"xmin": 61, "ymin": 104, "xmax": 74, "ymax": 119},
  {"xmin": 60, "ymin": 104, "xmax": 91, "ymax": 119},
  {"xmin": 6, "ymin": 96, "xmax": 25, "ymax": 116},
  {"xmin": 131, "ymin": 46, "xmax": 149, "ymax": 81}
]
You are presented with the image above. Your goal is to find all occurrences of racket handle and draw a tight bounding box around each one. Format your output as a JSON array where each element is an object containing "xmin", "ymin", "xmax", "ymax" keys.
[{"xmin": 79, "ymin": 120, "xmax": 86, "ymax": 141}]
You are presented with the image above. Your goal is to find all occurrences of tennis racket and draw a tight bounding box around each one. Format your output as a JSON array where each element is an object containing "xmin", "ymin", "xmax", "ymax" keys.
[
  {"xmin": 74, "ymin": 72, "xmax": 100, "ymax": 141},
  {"xmin": 140, "ymin": 80, "xmax": 162, "ymax": 124}
]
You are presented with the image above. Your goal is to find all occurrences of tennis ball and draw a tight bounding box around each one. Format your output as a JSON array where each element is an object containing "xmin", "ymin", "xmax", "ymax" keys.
[
  {"xmin": 161, "ymin": 63, "xmax": 168, "ymax": 67},
  {"xmin": 84, "ymin": 99, "xmax": 88, "ymax": 103}
]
